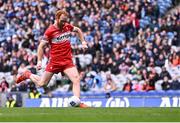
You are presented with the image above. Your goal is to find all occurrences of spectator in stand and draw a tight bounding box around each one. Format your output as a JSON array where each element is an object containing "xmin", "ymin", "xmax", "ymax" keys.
[
  {"xmin": 123, "ymin": 79, "xmax": 132, "ymax": 92},
  {"xmin": 172, "ymin": 52, "xmax": 180, "ymax": 66},
  {"xmin": 79, "ymin": 71, "xmax": 89, "ymax": 92},
  {"xmin": 104, "ymin": 78, "xmax": 117, "ymax": 92},
  {"xmin": 27, "ymin": 81, "xmax": 36, "ymax": 92},
  {"xmin": 161, "ymin": 76, "xmax": 171, "ymax": 91},
  {"xmin": 159, "ymin": 67, "xmax": 172, "ymax": 80},
  {"xmin": 18, "ymin": 82, "xmax": 28, "ymax": 92},
  {"xmin": 86, "ymin": 72, "xmax": 103, "ymax": 92},
  {"xmin": 155, "ymin": 54, "xmax": 165, "ymax": 67},
  {"xmin": 11, "ymin": 83, "xmax": 18, "ymax": 92},
  {"xmin": 170, "ymin": 77, "xmax": 180, "ymax": 90},
  {"xmin": 147, "ymin": 69, "xmax": 159, "ymax": 91},
  {"xmin": 0, "ymin": 77, "xmax": 9, "ymax": 92}
]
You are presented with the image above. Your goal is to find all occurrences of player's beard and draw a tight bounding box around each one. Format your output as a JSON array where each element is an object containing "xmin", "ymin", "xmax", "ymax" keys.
[{"xmin": 58, "ymin": 20, "xmax": 66, "ymax": 30}]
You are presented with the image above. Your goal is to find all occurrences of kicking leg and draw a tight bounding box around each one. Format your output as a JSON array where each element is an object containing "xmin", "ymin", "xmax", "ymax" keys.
[
  {"xmin": 30, "ymin": 71, "xmax": 54, "ymax": 87},
  {"xmin": 16, "ymin": 70, "xmax": 54, "ymax": 87}
]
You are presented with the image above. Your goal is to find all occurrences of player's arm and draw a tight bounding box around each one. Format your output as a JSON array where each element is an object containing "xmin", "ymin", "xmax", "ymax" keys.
[
  {"xmin": 73, "ymin": 26, "xmax": 88, "ymax": 49},
  {"xmin": 37, "ymin": 41, "xmax": 46, "ymax": 62},
  {"xmin": 37, "ymin": 41, "xmax": 47, "ymax": 70}
]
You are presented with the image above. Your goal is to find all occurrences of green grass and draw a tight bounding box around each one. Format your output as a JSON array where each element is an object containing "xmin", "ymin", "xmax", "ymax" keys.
[{"xmin": 0, "ymin": 108, "xmax": 180, "ymax": 122}]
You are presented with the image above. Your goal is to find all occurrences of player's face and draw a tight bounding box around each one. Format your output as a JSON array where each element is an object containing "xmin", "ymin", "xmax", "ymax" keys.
[{"xmin": 58, "ymin": 14, "xmax": 68, "ymax": 29}]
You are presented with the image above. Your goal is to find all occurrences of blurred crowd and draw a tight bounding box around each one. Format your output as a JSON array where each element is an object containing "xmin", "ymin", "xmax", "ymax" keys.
[{"xmin": 0, "ymin": 0, "xmax": 179, "ymax": 94}]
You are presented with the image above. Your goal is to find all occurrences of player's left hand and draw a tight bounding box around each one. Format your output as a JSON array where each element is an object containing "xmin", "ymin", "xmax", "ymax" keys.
[
  {"xmin": 82, "ymin": 41, "xmax": 88, "ymax": 50},
  {"xmin": 36, "ymin": 61, "xmax": 42, "ymax": 70}
]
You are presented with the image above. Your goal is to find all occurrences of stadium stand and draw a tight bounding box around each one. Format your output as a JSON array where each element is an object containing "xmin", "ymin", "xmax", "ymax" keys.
[{"xmin": 0, "ymin": 0, "xmax": 179, "ymax": 96}]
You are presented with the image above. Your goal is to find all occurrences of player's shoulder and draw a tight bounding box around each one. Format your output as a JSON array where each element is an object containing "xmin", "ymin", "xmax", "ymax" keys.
[
  {"xmin": 65, "ymin": 23, "xmax": 73, "ymax": 27},
  {"xmin": 44, "ymin": 25, "xmax": 56, "ymax": 35},
  {"xmin": 46, "ymin": 24, "xmax": 56, "ymax": 31},
  {"xmin": 64, "ymin": 23, "xmax": 74, "ymax": 31}
]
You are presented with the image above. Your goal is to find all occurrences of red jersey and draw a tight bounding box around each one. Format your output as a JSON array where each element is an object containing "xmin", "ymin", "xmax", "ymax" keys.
[{"xmin": 43, "ymin": 23, "xmax": 74, "ymax": 65}]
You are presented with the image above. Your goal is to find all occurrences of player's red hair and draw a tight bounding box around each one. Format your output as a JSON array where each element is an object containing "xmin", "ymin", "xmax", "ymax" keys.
[{"xmin": 55, "ymin": 10, "xmax": 68, "ymax": 19}]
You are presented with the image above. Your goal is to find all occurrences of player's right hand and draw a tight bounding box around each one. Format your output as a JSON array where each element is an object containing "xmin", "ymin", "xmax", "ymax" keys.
[
  {"xmin": 36, "ymin": 61, "xmax": 42, "ymax": 70},
  {"xmin": 82, "ymin": 41, "xmax": 88, "ymax": 50}
]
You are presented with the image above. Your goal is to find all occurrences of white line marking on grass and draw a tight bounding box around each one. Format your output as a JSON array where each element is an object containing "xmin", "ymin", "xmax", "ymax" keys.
[{"xmin": 0, "ymin": 112, "xmax": 53, "ymax": 116}]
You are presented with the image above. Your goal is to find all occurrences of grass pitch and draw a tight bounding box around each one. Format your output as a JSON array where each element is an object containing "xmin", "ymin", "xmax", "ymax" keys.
[{"xmin": 0, "ymin": 108, "xmax": 180, "ymax": 122}]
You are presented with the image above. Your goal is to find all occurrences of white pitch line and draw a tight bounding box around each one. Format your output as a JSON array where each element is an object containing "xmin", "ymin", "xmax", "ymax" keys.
[{"xmin": 0, "ymin": 112, "xmax": 53, "ymax": 116}]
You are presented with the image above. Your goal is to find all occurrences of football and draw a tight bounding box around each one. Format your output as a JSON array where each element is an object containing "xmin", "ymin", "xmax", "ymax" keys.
[{"xmin": 68, "ymin": 96, "xmax": 81, "ymax": 107}]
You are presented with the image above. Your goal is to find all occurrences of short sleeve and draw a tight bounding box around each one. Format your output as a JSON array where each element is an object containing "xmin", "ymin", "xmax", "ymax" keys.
[
  {"xmin": 66, "ymin": 24, "xmax": 74, "ymax": 32},
  {"xmin": 41, "ymin": 27, "xmax": 51, "ymax": 43}
]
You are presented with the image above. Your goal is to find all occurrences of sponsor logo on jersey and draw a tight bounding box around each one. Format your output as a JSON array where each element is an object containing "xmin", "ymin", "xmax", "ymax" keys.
[{"xmin": 52, "ymin": 32, "xmax": 71, "ymax": 43}]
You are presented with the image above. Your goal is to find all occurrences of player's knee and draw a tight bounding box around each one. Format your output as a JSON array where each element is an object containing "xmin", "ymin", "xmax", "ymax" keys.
[
  {"xmin": 72, "ymin": 75, "xmax": 80, "ymax": 84},
  {"xmin": 38, "ymin": 81, "xmax": 45, "ymax": 87}
]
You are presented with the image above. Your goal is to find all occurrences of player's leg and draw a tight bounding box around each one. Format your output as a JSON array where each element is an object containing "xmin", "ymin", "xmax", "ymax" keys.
[
  {"xmin": 29, "ymin": 71, "xmax": 54, "ymax": 87},
  {"xmin": 63, "ymin": 66, "xmax": 89, "ymax": 108},
  {"xmin": 63, "ymin": 66, "xmax": 80, "ymax": 98},
  {"xmin": 16, "ymin": 70, "xmax": 54, "ymax": 87}
]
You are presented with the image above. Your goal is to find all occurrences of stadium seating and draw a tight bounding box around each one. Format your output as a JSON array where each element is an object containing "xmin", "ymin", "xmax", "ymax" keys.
[{"xmin": 0, "ymin": 0, "xmax": 179, "ymax": 95}]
